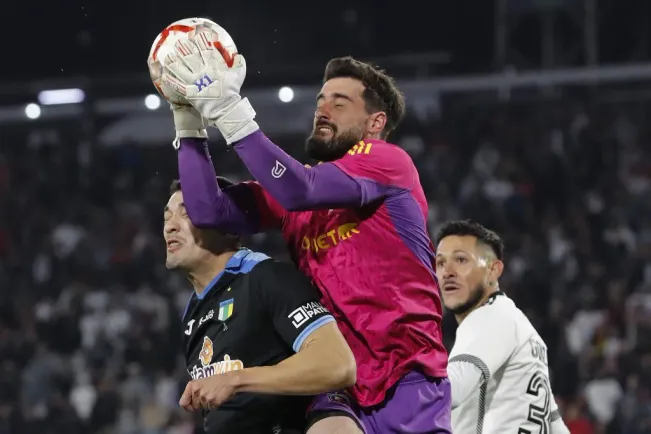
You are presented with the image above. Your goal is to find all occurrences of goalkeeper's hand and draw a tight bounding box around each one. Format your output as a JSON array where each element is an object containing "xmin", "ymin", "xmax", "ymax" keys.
[{"xmin": 160, "ymin": 32, "xmax": 259, "ymax": 144}]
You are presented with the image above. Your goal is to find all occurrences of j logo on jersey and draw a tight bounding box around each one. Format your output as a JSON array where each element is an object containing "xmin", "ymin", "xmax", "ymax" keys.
[
  {"xmin": 184, "ymin": 309, "xmax": 216, "ymax": 335},
  {"xmin": 218, "ymin": 298, "xmax": 234, "ymax": 321},
  {"xmin": 190, "ymin": 336, "xmax": 244, "ymax": 379}
]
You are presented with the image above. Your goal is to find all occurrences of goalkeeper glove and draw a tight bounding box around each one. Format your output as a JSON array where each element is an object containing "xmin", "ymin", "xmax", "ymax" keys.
[
  {"xmin": 160, "ymin": 33, "xmax": 259, "ymax": 144},
  {"xmin": 170, "ymin": 103, "xmax": 208, "ymax": 149}
]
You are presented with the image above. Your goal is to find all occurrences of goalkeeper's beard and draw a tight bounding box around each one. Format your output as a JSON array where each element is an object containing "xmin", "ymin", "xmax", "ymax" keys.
[{"xmin": 305, "ymin": 124, "xmax": 364, "ymax": 162}]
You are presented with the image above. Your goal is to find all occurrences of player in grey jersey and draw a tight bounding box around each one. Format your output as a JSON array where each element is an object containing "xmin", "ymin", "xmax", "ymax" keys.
[{"xmin": 435, "ymin": 220, "xmax": 570, "ymax": 434}]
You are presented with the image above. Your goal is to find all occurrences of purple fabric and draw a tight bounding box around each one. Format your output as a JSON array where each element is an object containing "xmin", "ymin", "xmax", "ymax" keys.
[
  {"xmin": 177, "ymin": 138, "xmax": 259, "ymax": 233},
  {"xmin": 233, "ymin": 131, "xmax": 387, "ymax": 210},
  {"xmin": 384, "ymin": 188, "xmax": 437, "ymax": 275},
  {"xmin": 309, "ymin": 372, "xmax": 451, "ymax": 434}
]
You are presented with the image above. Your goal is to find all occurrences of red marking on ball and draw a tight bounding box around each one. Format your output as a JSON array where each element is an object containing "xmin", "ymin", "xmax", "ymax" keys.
[
  {"xmin": 213, "ymin": 41, "xmax": 236, "ymax": 68},
  {"xmin": 152, "ymin": 24, "xmax": 193, "ymax": 62}
]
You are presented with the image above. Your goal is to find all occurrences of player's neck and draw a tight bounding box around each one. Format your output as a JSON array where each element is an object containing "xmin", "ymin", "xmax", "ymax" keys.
[
  {"xmin": 363, "ymin": 133, "xmax": 382, "ymax": 141},
  {"xmin": 187, "ymin": 250, "xmax": 237, "ymax": 294},
  {"xmin": 454, "ymin": 286, "xmax": 500, "ymax": 324}
]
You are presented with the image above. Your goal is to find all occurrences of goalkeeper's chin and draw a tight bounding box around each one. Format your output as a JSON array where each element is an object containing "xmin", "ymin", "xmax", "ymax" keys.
[{"xmin": 305, "ymin": 135, "xmax": 348, "ymax": 162}]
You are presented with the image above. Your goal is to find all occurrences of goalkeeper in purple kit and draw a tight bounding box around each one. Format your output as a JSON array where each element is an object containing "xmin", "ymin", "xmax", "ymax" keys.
[{"xmin": 159, "ymin": 30, "xmax": 451, "ymax": 434}]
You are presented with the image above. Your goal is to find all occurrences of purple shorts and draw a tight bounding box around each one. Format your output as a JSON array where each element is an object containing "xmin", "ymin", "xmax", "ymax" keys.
[{"xmin": 307, "ymin": 372, "xmax": 451, "ymax": 434}]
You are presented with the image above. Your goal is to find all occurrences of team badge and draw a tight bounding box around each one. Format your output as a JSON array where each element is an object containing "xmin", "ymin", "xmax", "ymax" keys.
[{"xmin": 218, "ymin": 298, "xmax": 234, "ymax": 321}]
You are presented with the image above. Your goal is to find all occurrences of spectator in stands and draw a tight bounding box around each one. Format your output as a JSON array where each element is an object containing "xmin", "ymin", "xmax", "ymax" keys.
[{"xmin": 0, "ymin": 98, "xmax": 649, "ymax": 433}]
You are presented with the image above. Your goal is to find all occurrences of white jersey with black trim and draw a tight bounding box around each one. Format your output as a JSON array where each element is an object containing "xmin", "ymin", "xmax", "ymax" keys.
[{"xmin": 449, "ymin": 291, "xmax": 569, "ymax": 434}]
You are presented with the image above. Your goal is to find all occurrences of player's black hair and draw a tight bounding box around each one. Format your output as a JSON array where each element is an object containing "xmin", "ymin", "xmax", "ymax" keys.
[
  {"xmin": 436, "ymin": 220, "xmax": 505, "ymax": 260},
  {"xmin": 323, "ymin": 56, "xmax": 406, "ymax": 139},
  {"xmin": 169, "ymin": 177, "xmax": 242, "ymax": 252},
  {"xmin": 170, "ymin": 176, "xmax": 235, "ymax": 194}
]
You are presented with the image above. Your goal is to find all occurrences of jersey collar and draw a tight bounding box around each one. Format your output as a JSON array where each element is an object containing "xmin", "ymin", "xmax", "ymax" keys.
[
  {"xmin": 197, "ymin": 249, "xmax": 251, "ymax": 300},
  {"xmin": 197, "ymin": 248, "xmax": 271, "ymax": 300}
]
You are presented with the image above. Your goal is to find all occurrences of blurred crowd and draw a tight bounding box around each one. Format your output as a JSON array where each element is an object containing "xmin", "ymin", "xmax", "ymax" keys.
[{"xmin": 0, "ymin": 92, "xmax": 650, "ymax": 434}]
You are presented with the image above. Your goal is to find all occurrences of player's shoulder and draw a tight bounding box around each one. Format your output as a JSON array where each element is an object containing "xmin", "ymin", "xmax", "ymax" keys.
[
  {"xmin": 462, "ymin": 292, "xmax": 517, "ymax": 327},
  {"xmin": 246, "ymin": 256, "xmax": 288, "ymax": 275},
  {"xmin": 464, "ymin": 291, "xmax": 539, "ymax": 341},
  {"xmin": 476, "ymin": 290, "xmax": 513, "ymax": 310},
  {"xmin": 343, "ymin": 139, "xmax": 413, "ymax": 165},
  {"xmin": 337, "ymin": 139, "xmax": 418, "ymax": 187},
  {"xmin": 487, "ymin": 292, "xmax": 537, "ymax": 330},
  {"xmin": 483, "ymin": 291, "xmax": 515, "ymax": 311},
  {"xmin": 223, "ymin": 249, "xmax": 273, "ymax": 281},
  {"xmin": 332, "ymin": 138, "xmax": 419, "ymax": 189},
  {"xmin": 245, "ymin": 255, "xmax": 307, "ymax": 283}
]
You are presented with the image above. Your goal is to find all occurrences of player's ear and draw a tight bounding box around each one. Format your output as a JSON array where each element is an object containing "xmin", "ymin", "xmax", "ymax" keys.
[
  {"xmin": 366, "ymin": 111, "xmax": 386, "ymax": 136},
  {"xmin": 488, "ymin": 260, "xmax": 504, "ymax": 283}
]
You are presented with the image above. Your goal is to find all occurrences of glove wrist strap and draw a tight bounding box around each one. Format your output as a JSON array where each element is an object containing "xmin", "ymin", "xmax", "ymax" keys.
[{"xmin": 173, "ymin": 129, "xmax": 208, "ymax": 149}]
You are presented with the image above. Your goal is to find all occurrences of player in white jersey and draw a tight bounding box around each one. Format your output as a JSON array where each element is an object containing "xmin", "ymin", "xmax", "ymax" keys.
[{"xmin": 434, "ymin": 220, "xmax": 570, "ymax": 434}]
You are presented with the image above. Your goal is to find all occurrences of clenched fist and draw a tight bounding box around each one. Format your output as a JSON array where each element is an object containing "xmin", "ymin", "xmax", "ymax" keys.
[{"xmin": 179, "ymin": 372, "xmax": 241, "ymax": 412}]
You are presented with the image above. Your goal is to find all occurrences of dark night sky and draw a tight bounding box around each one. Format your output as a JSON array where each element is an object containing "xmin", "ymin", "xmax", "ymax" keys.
[{"xmin": 2, "ymin": 0, "xmax": 650, "ymax": 85}]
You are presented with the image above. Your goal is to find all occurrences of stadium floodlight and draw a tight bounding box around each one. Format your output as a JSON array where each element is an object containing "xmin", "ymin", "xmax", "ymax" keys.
[
  {"xmin": 25, "ymin": 103, "xmax": 41, "ymax": 119},
  {"xmin": 278, "ymin": 86, "xmax": 294, "ymax": 103},
  {"xmin": 37, "ymin": 88, "xmax": 85, "ymax": 105},
  {"xmin": 145, "ymin": 94, "xmax": 161, "ymax": 110}
]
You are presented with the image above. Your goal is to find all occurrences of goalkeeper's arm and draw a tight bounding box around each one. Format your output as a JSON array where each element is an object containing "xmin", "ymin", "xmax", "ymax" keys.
[
  {"xmin": 174, "ymin": 107, "xmax": 284, "ymax": 233},
  {"xmin": 232, "ymin": 130, "xmax": 366, "ymax": 211}
]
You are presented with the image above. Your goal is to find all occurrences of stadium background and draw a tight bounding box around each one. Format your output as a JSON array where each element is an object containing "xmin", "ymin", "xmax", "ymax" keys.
[{"xmin": 1, "ymin": 0, "xmax": 650, "ymax": 433}]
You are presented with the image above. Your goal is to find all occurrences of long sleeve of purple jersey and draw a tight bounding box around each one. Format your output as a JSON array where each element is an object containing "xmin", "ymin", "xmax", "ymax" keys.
[
  {"xmin": 177, "ymin": 138, "xmax": 261, "ymax": 233},
  {"xmin": 232, "ymin": 131, "xmax": 390, "ymax": 210}
]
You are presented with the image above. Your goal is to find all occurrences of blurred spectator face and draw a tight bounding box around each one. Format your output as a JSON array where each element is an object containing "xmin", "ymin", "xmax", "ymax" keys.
[
  {"xmin": 163, "ymin": 191, "xmax": 214, "ymax": 270},
  {"xmin": 435, "ymin": 235, "xmax": 503, "ymax": 315},
  {"xmin": 306, "ymin": 77, "xmax": 380, "ymax": 162}
]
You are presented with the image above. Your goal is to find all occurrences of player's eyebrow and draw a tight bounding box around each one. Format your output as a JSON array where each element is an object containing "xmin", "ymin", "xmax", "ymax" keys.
[
  {"xmin": 316, "ymin": 92, "xmax": 353, "ymax": 102},
  {"xmin": 436, "ymin": 249, "xmax": 469, "ymax": 257}
]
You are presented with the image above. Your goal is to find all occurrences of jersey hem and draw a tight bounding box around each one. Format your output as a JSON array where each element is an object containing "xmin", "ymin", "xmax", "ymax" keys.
[{"xmin": 355, "ymin": 366, "xmax": 449, "ymax": 408}]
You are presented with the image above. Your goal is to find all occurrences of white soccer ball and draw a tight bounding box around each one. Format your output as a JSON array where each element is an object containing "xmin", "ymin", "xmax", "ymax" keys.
[{"xmin": 147, "ymin": 17, "xmax": 238, "ymax": 105}]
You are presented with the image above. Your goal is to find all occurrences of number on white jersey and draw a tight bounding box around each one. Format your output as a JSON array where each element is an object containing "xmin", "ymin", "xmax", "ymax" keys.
[{"xmin": 518, "ymin": 370, "xmax": 552, "ymax": 434}]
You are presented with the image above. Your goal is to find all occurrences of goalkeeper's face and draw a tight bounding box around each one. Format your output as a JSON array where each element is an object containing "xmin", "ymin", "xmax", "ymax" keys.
[
  {"xmin": 306, "ymin": 77, "xmax": 375, "ymax": 162},
  {"xmin": 163, "ymin": 191, "xmax": 215, "ymax": 271},
  {"xmin": 435, "ymin": 235, "xmax": 498, "ymax": 316}
]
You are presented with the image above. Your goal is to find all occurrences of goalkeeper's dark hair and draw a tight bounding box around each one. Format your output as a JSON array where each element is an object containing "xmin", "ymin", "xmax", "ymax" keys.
[
  {"xmin": 324, "ymin": 56, "xmax": 405, "ymax": 139},
  {"xmin": 169, "ymin": 177, "xmax": 242, "ymax": 252},
  {"xmin": 436, "ymin": 220, "xmax": 505, "ymax": 260}
]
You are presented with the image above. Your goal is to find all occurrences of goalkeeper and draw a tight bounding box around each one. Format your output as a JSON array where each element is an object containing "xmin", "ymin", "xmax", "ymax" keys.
[{"xmin": 160, "ymin": 34, "xmax": 451, "ymax": 434}]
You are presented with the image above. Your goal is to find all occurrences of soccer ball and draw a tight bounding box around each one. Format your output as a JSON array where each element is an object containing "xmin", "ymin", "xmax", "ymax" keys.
[{"xmin": 147, "ymin": 18, "xmax": 238, "ymax": 105}]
